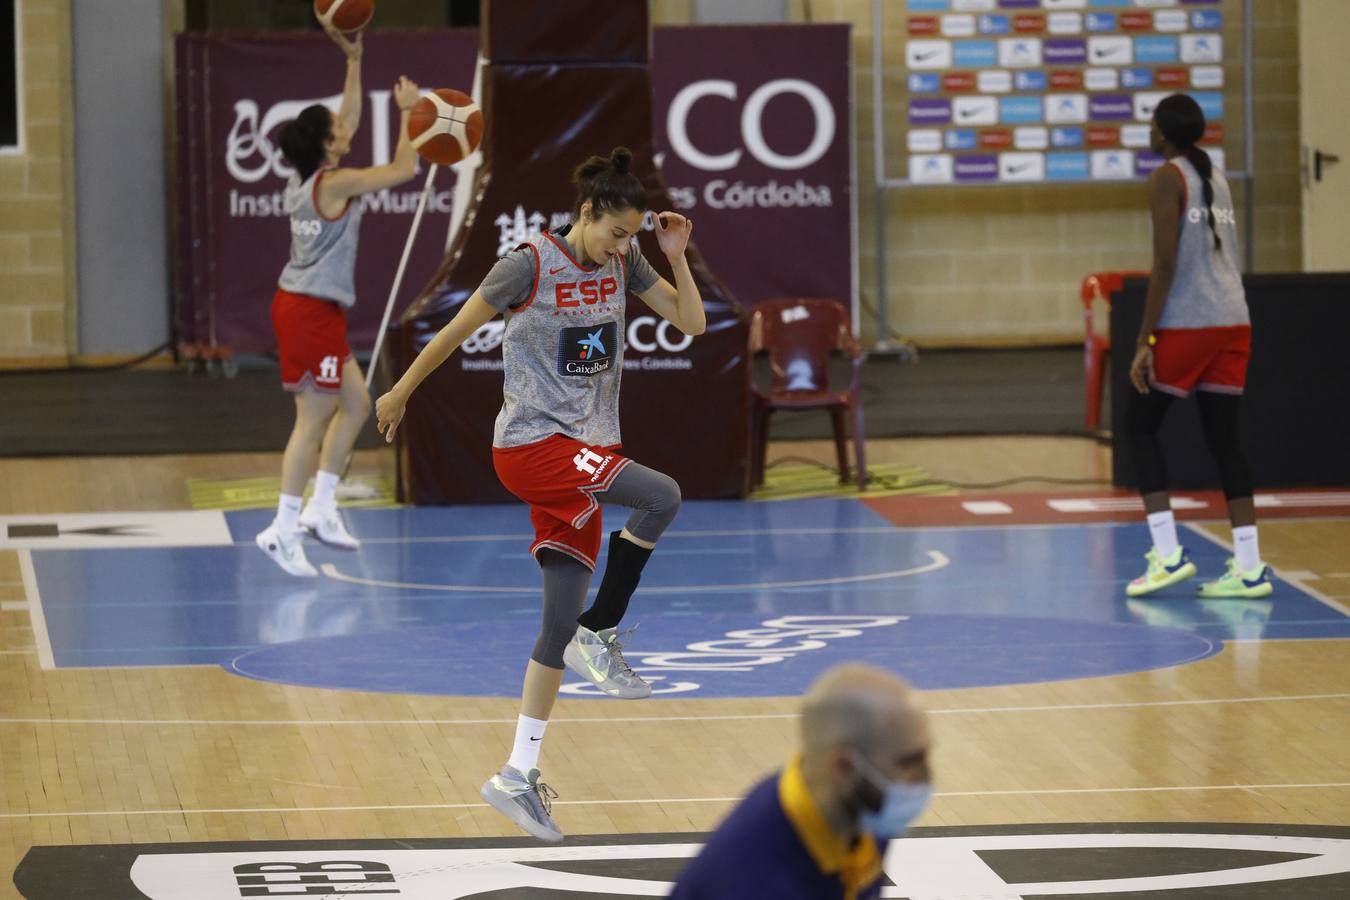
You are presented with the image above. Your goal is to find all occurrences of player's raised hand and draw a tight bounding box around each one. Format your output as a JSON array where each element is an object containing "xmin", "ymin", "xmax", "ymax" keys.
[
  {"xmin": 394, "ymin": 76, "xmax": 421, "ymax": 111},
  {"xmin": 325, "ymin": 21, "xmax": 363, "ymax": 60},
  {"xmin": 654, "ymin": 212, "xmax": 693, "ymax": 260}
]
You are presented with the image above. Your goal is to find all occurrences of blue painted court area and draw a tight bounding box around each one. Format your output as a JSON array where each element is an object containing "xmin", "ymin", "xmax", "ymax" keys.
[{"xmin": 28, "ymin": 498, "xmax": 1350, "ymax": 697}]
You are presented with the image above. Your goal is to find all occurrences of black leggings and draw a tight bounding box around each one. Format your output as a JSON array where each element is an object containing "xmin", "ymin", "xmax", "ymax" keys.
[{"xmin": 1123, "ymin": 388, "xmax": 1253, "ymax": 500}]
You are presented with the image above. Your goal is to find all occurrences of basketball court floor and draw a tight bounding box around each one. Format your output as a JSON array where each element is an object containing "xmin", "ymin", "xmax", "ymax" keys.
[{"xmin": 2, "ymin": 437, "xmax": 1349, "ymax": 898}]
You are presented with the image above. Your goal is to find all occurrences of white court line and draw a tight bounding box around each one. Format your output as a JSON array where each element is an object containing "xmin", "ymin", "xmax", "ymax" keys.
[
  {"xmin": 0, "ymin": 601, "xmax": 30, "ymax": 611},
  {"xmin": 19, "ymin": 550, "xmax": 54, "ymax": 669},
  {"xmin": 0, "ymin": 650, "xmax": 35, "ymax": 655},
  {"xmin": 1183, "ymin": 523, "xmax": 1350, "ymax": 618},
  {"xmin": 231, "ymin": 527, "xmax": 915, "ymax": 548},
  {"xmin": 4, "ymin": 782, "xmax": 1350, "ymax": 821},
  {"xmin": 3, "ymin": 691, "xmax": 1346, "ymax": 728},
  {"xmin": 320, "ymin": 551, "xmax": 950, "ymax": 595}
]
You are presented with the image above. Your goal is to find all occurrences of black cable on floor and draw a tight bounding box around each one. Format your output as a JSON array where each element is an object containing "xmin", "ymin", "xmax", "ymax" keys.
[
  {"xmin": 0, "ymin": 341, "xmax": 174, "ymax": 375},
  {"xmin": 764, "ymin": 455, "xmax": 1112, "ymax": 490}
]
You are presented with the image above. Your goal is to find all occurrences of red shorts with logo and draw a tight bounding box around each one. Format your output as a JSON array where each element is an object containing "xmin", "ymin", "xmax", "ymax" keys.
[
  {"xmin": 271, "ymin": 287, "xmax": 351, "ymax": 393},
  {"xmin": 1151, "ymin": 325, "xmax": 1251, "ymax": 397},
  {"xmin": 492, "ymin": 434, "xmax": 632, "ymax": 571}
]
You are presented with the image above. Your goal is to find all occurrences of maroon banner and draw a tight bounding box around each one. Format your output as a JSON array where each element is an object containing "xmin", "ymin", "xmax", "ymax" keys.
[
  {"xmin": 173, "ymin": 25, "xmax": 852, "ymax": 355},
  {"xmin": 651, "ymin": 24, "xmax": 854, "ymax": 315},
  {"xmin": 173, "ymin": 30, "xmax": 478, "ymax": 353}
]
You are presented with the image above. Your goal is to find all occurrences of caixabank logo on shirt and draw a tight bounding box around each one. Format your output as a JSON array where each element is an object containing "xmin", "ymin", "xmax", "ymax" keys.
[
  {"xmin": 14, "ymin": 823, "xmax": 1350, "ymax": 899},
  {"xmin": 557, "ymin": 322, "xmax": 618, "ymax": 377}
]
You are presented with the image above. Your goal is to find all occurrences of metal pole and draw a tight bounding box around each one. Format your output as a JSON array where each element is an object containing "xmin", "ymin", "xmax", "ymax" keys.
[
  {"xmin": 366, "ymin": 162, "xmax": 439, "ymax": 390},
  {"xmin": 1242, "ymin": 0, "xmax": 1256, "ymax": 273},
  {"xmin": 871, "ymin": 0, "xmax": 892, "ymax": 350}
]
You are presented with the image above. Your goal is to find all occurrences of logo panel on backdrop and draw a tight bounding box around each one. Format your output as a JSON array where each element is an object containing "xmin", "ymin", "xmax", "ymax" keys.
[
  {"xmin": 16, "ymin": 825, "xmax": 1350, "ymax": 898},
  {"xmin": 652, "ymin": 25, "xmax": 854, "ymax": 312},
  {"xmin": 175, "ymin": 30, "xmax": 480, "ymax": 353},
  {"xmin": 175, "ymin": 26, "xmax": 853, "ymax": 353}
]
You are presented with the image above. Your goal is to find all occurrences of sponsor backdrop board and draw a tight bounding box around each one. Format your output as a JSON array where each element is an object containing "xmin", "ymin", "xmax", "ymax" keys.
[
  {"xmin": 173, "ymin": 26, "xmax": 852, "ymax": 355},
  {"xmin": 902, "ymin": 0, "xmax": 1231, "ymax": 185}
]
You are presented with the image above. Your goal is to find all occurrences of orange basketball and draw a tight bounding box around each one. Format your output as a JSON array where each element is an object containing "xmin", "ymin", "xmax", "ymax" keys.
[
  {"xmin": 407, "ymin": 88, "xmax": 485, "ymax": 166},
  {"xmin": 314, "ymin": 0, "xmax": 374, "ymax": 32}
]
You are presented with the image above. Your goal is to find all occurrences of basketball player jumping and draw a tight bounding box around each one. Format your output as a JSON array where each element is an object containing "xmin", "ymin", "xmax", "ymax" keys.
[
  {"xmin": 1124, "ymin": 94, "xmax": 1273, "ymax": 599},
  {"xmin": 375, "ymin": 147, "xmax": 704, "ymax": 841},
  {"xmin": 256, "ymin": 25, "xmax": 422, "ymax": 576}
]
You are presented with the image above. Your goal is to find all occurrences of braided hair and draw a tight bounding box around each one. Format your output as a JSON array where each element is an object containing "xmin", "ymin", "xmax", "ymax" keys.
[
  {"xmin": 571, "ymin": 147, "xmax": 647, "ymax": 221},
  {"xmin": 1154, "ymin": 93, "xmax": 1221, "ymax": 251},
  {"xmin": 279, "ymin": 104, "xmax": 333, "ymax": 182}
]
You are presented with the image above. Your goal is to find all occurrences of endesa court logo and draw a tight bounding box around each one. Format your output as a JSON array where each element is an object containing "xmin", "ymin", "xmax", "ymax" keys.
[
  {"xmin": 16, "ymin": 824, "xmax": 1350, "ymax": 898},
  {"xmin": 557, "ymin": 322, "xmax": 617, "ymax": 377}
]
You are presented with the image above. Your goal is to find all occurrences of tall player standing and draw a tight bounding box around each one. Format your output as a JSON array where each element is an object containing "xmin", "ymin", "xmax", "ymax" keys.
[
  {"xmin": 375, "ymin": 148, "xmax": 704, "ymax": 840},
  {"xmin": 255, "ymin": 23, "xmax": 422, "ymax": 576},
  {"xmin": 1124, "ymin": 93, "xmax": 1273, "ymax": 599}
]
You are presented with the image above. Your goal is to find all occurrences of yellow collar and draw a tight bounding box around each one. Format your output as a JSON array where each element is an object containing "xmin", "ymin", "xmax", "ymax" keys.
[{"xmin": 778, "ymin": 756, "xmax": 884, "ymax": 896}]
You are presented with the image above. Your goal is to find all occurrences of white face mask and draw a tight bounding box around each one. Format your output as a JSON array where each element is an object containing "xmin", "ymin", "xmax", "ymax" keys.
[{"xmin": 851, "ymin": 751, "xmax": 933, "ymax": 840}]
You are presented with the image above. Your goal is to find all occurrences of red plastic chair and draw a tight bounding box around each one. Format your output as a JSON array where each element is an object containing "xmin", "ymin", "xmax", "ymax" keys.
[
  {"xmin": 748, "ymin": 299, "xmax": 866, "ymax": 490},
  {"xmin": 1081, "ymin": 270, "xmax": 1148, "ymax": 431}
]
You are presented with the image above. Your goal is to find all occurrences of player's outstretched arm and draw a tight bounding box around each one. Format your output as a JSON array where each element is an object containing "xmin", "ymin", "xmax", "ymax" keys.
[
  {"xmin": 325, "ymin": 24, "xmax": 363, "ymax": 138},
  {"xmin": 325, "ymin": 77, "xmax": 422, "ymax": 202},
  {"xmin": 375, "ymin": 290, "xmax": 498, "ymax": 442}
]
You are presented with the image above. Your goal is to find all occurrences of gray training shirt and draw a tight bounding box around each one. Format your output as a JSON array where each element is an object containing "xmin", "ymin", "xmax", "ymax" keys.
[
  {"xmin": 480, "ymin": 227, "xmax": 660, "ymax": 449},
  {"xmin": 277, "ymin": 168, "xmax": 364, "ymax": 308},
  {"xmin": 1156, "ymin": 155, "xmax": 1248, "ymax": 330}
]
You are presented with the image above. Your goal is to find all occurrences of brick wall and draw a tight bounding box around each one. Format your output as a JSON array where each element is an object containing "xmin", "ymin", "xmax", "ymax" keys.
[{"xmin": 0, "ymin": 0, "xmax": 75, "ymax": 365}]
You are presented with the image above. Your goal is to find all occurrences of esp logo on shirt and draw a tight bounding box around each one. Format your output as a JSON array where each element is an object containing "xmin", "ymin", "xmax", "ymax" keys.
[{"xmin": 555, "ymin": 277, "xmax": 619, "ymax": 308}]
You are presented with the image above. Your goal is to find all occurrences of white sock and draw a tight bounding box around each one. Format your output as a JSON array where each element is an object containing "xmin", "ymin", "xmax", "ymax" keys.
[
  {"xmin": 310, "ymin": 470, "xmax": 340, "ymax": 512},
  {"xmin": 1232, "ymin": 525, "xmax": 1261, "ymax": 572},
  {"xmin": 1146, "ymin": 510, "xmax": 1179, "ymax": 558},
  {"xmin": 507, "ymin": 714, "xmax": 548, "ymax": 774},
  {"xmin": 275, "ymin": 493, "xmax": 303, "ymax": 533}
]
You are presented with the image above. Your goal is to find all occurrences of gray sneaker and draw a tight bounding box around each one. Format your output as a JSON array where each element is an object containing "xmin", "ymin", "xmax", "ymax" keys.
[
  {"xmin": 479, "ymin": 764, "xmax": 563, "ymax": 842},
  {"xmin": 563, "ymin": 625, "xmax": 652, "ymax": 699}
]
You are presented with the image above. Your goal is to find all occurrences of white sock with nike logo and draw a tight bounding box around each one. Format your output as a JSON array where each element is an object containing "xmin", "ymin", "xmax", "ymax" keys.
[
  {"xmin": 1232, "ymin": 525, "xmax": 1261, "ymax": 573},
  {"xmin": 276, "ymin": 493, "xmax": 303, "ymax": 533},
  {"xmin": 1146, "ymin": 510, "xmax": 1179, "ymax": 559},
  {"xmin": 507, "ymin": 714, "xmax": 549, "ymax": 773}
]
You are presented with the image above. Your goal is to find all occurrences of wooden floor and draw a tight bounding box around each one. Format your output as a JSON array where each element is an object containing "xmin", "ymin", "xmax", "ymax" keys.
[{"xmin": 2, "ymin": 438, "xmax": 1348, "ymax": 898}]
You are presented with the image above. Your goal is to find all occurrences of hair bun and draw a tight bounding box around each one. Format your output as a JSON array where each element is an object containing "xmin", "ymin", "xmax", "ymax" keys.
[{"xmin": 609, "ymin": 147, "xmax": 633, "ymax": 175}]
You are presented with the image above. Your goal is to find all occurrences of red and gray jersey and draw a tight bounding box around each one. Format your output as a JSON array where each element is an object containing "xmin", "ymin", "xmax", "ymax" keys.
[
  {"xmin": 1157, "ymin": 156, "xmax": 1248, "ymax": 330},
  {"xmin": 489, "ymin": 230, "xmax": 643, "ymax": 449},
  {"xmin": 277, "ymin": 168, "xmax": 364, "ymax": 308}
]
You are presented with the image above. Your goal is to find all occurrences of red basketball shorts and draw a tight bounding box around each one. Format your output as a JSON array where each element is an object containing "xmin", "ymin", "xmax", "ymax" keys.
[
  {"xmin": 1151, "ymin": 325, "xmax": 1251, "ymax": 397},
  {"xmin": 492, "ymin": 434, "xmax": 632, "ymax": 571},
  {"xmin": 271, "ymin": 287, "xmax": 351, "ymax": 393}
]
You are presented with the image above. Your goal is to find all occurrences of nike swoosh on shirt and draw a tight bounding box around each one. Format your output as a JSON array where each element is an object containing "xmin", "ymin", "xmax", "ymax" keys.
[{"xmin": 549, "ymin": 266, "xmax": 567, "ymax": 275}]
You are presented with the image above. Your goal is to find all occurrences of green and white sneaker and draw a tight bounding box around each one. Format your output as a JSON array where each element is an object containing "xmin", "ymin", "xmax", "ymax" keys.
[
  {"xmin": 563, "ymin": 625, "xmax": 652, "ymax": 699},
  {"xmin": 1198, "ymin": 558, "xmax": 1275, "ymax": 599},
  {"xmin": 1125, "ymin": 546, "xmax": 1197, "ymax": 597},
  {"xmin": 479, "ymin": 764, "xmax": 563, "ymax": 842}
]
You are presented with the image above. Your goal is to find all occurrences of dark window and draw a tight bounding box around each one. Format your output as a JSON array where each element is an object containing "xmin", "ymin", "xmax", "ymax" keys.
[{"xmin": 1, "ymin": 0, "xmax": 17, "ymax": 150}]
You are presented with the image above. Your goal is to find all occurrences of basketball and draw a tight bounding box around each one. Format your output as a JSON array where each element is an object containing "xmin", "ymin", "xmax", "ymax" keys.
[
  {"xmin": 313, "ymin": 0, "xmax": 374, "ymax": 32},
  {"xmin": 407, "ymin": 88, "xmax": 485, "ymax": 166}
]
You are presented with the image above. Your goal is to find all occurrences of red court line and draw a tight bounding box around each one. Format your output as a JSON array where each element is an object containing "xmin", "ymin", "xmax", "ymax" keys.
[{"xmin": 864, "ymin": 489, "xmax": 1350, "ymax": 528}]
